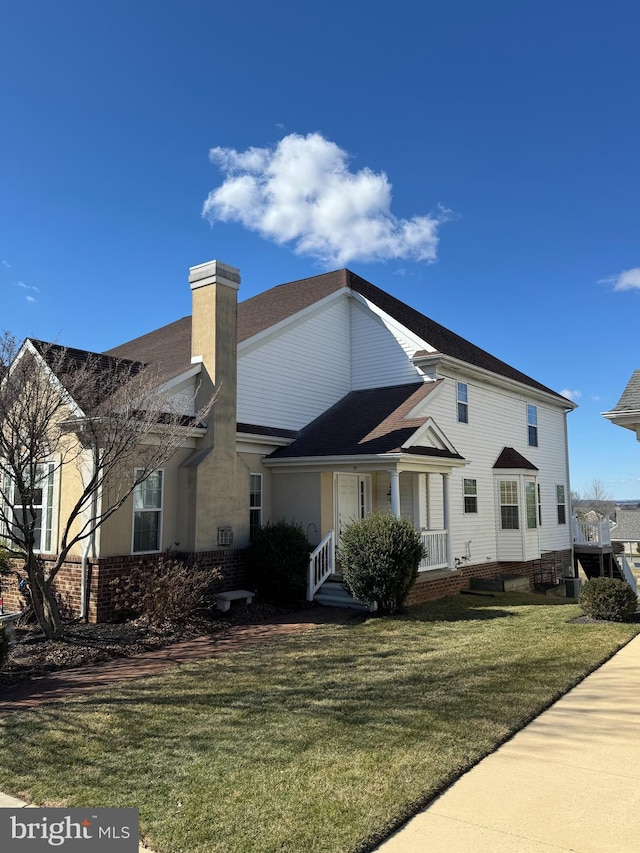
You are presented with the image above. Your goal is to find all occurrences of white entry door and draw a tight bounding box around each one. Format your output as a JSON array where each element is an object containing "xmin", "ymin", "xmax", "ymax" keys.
[{"xmin": 335, "ymin": 473, "xmax": 360, "ymax": 544}]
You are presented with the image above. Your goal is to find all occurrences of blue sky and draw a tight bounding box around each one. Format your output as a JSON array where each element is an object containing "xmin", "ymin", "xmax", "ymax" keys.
[{"xmin": 1, "ymin": 1, "xmax": 639, "ymax": 498}]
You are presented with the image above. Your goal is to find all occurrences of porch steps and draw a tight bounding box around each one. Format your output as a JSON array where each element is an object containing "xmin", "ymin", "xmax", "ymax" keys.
[
  {"xmin": 313, "ymin": 575, "xmax": 374, "ymax": 612},
  {"xmin": 576, "ymin": 550, "xmax": 633, "ymax": 590}
]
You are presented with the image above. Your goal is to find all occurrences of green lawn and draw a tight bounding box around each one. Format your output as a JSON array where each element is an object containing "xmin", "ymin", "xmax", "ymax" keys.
[{"xmin": 0, "ymin": 593, "xmax": 637, "ymax": 853}]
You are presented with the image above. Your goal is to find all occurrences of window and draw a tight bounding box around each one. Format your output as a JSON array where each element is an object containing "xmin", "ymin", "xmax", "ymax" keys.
[
  {"xmin": 499, "ymin": 480, "xmax": 519, "ymax": 529},
  {"xmin": 527, "ymin": 404, "xmax": 538, "ymax": 447},
  {"xmin": 249, "ymin": 473, "xmax": 263, "ymax": 539},
  {"xmin": 525, "ymin": 481, "xmax": 537, "ymax": 529},
  {"xmin": 3, "ymin": 463, "xmax": 56, "ymax": 553},
  {"xmin": 457, "ymin": 382, "xmax": 469, "ymax": 423},
  {"xmin": 556, "ymin": 485, "xmax": 566, "ymax": 525},
  {"xmin": 132, "ymin": 470, "xmax": 163, "ymax": 553},
  {"xmin": 463, "ymin": 478, "xmax": 478, "ymax": 513},
  {"xmin": 538, "ymin": 483, "xmax": 542, "ymax": 526}
]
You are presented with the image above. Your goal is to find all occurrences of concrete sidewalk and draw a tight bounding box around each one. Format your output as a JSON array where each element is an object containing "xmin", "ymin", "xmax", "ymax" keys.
[{"xmin": 376, "ymin": 633, "xmax": 640, "ymax": 853}]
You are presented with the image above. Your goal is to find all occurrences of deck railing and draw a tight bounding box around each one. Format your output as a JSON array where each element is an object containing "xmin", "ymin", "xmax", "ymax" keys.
[
  {"xmin": 572, "ymin": 515, "xmax": 611, "ymax": 546},
  {"xmin": 307, "ymin": 530, "xmax": 335, "ymax": 600},
  {"xmin": 419, "ymin": 529, "xmax": 448, "ymax": 570}
]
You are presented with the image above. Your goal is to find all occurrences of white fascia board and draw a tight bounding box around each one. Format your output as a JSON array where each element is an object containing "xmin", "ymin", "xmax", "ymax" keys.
[
  {"xmin": 413, "ymin": 352, "xmax": 577, "ymax": 411},
  {"xmin": 263, "ymin": 452, "xmax": 467, "ymax": 473},
  {"xmin": 601, "ymin": 410, "xmax": 640, "ymax": 432},
  {"xmin": 237, "ymin": 433, "xmax": 294, "ymax": 454},
  {"xmin": 350, "ymin": 291, "xmax": 435, "ymax": 355},
  {"xmin": 238, "ymin": 287, "xmax": 351, "ymax": 354},
  {"xmin": 11, "ymin": 340, "xmax": 86, "ymax": 418},
  {"xmin": 400, "ymin": 416, "xmax": 460, "ymax": 455},
  {"xmin": 156, "ymin": 363, "xmax": 202, "ymax": 396}
]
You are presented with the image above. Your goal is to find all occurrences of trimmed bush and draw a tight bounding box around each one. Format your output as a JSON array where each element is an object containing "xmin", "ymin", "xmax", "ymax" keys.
[
  {"xmin": 246, "ymin": 521, "xmax": 312, "ymax": 604},
  {"xmin": 579, "ymin": 577, "xmax": 638, "ymax": 622},
  {"xmin": 339, "ymin": 514, "xmax": 424, "ymax": 615}
]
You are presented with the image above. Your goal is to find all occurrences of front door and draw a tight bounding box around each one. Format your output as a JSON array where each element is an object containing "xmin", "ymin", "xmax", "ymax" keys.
[{"xmin": 335, "ymin": 473, "xmax": 360, "ymax": 544}]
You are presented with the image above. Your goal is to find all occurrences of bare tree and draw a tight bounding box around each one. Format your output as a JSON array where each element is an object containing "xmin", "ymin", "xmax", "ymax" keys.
[
  {"xmin": 0, "ymin": 333, "xmax": 214, "ymax": 638},
  {"xmin": 581, "ymin": 479, "xmax": 615, "ymax": 521}
]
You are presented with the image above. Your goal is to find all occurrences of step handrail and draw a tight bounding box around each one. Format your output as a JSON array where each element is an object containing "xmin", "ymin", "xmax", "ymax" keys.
[
  {"xmin": 307, "ymin": 530, "xmax": 335, "ymax": 601},
  {"xmin": 617, "ymin": 553, "xmax": 639, "ymax": 596}
]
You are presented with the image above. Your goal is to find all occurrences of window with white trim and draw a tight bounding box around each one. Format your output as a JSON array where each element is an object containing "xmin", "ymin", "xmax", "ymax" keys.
[
  {"xmin": 527, "ymin": 404, "xmax": 538, "ymax": 447},
  {"xmin": 537, "ymin": 483, "xmax": 542, "ymax": 526},
  {"xmin": 3, "ymin": 463, "xmax": 56, "ymax": 553},
  {"xmin": 556, "ymin": 485, "xmax": 566, "ymax": 525},
  {"xmin": 499, "ymin": 480, "xmax": 519, "ymax": 529},
  {"xmin": 249, "ymin": 473, "xmax": 263, "ymax": 539},
  {"xmin": 525, "ymin": 481, "xmax": 537, "ymax": 529},
  {"xmin": 457, "ymin": 382, "xmax": 469, "ymax": 423},
  {"xmin": 463, "ymin": 478, "xmax": 478, "ymax": 513},
  {"xmin": 132, "ymin": 470, "xmax": 163, "ymax": 553}
]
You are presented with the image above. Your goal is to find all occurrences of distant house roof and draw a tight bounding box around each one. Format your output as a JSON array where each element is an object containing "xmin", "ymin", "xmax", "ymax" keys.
[
  {"xmin": 266, "ymin": 381, "xmax": 463, "ymax": 460},
  {"xmin": 105, "ymin": 268, "xmax": 571, "ymax": 401},
  {"xmin": 607, "ymin": 369, "xmax": 640, "ymax": 415},
  {"xmin": 493, "ymin": 447, "xmax": 538, "ymax": 470},
  {"xmin": 611, "ymin": 508, "xmax": 640, "ymax": 542}
]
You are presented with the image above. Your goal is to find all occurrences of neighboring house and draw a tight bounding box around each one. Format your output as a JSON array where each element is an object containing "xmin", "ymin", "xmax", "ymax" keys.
[
  {"xmin": 610, "ymin": 508, "xmax": 640, "ymax": 563},
  {"xmin": 1, "ymin": 260, "xmax": 577, "ymax": 619}
]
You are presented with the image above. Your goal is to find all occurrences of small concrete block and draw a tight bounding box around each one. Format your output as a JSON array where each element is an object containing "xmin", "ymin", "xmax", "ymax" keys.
[{"xmin": 215, "ymin": 590, "xmax": 254, "ymax": 611}]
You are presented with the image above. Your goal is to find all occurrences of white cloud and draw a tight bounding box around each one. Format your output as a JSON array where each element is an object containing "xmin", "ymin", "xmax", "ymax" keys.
[
  {"xmin": 15, "ymin": 280, "xmax": 39, "ymax": 292},
  {"xmin": 25, "ymin": 295, "xmax": 36, "ymax": 303},
  {"xmin": 600, "ymin": 267, "xmax": 640, "ymax": 291},
  {"xmin": 560, "ymin": 388, "xmax": 582, "ymax": 402},
  {"xmin": 1, "ymin": 260, "xmax": 11, "ymax": 268},
  {"xmin": 203, "ymin": 132, "xmax": 449, "ymax": 266}
]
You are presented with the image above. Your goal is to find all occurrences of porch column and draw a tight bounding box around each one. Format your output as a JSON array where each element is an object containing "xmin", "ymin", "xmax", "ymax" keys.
[
  {"xmin": 389, "ymin": 470, "xmax": 401, "ymax": 518},
  {"xmin": 442, "ymin": 473, "xmax": 452, "ymax": 568}
]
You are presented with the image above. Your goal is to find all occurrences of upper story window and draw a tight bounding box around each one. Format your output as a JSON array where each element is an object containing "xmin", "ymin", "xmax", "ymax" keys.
[
  {"xmin": 527, "ymin": 404, "xmax": 538, "ymax": 447},
  {"xmin": 132, "ymin": 469, "xmax": 163, "ymax": 553},
  {"xmin": 457, "ymin": 382, "xmax": 469, "ymax": 424},
  {"xmin": 499, "ymin": 480, "xmax": 519, "ymax": 529},
  {"xmin": 249, "ymin": 473, "xmax": 263, "ymax": 540},
  {"xmin": 463, "ymin": 478, "xmax": 478, "ymax": 513},
  {"xmin": 556, "ymin": 485, "xmax": 566, "ymax": 525}
]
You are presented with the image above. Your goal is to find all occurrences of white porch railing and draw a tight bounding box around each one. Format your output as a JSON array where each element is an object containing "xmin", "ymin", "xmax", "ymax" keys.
[
  {"xmin": 307, "ymin": 530, "xmax": 335, "ymax": 601},
  {"xmin": 419, "ymin": 529, "xmax": 448, "ymax": 570},
  {"xmin": 572, "ymin": 515, "xmax": 612, "ymax": 546},
  {"xmin": 618, "ymin": 553, "xmax": 639, "ymax": 597}
]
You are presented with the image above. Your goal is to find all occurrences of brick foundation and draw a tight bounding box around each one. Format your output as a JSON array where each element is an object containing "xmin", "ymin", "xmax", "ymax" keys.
[
  {"xmin": 405, "ymin": 550, "xmax": 573, "ymax": 606},
  {"xmin": 0, "ymin": 549, "xmax": 248, "ymax": 623}
]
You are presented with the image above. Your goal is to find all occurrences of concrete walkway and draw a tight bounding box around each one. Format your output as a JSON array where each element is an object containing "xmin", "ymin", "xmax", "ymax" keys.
[{"xmin": 376, "ymin": 633, "xmax": 640, "ymax": 853}]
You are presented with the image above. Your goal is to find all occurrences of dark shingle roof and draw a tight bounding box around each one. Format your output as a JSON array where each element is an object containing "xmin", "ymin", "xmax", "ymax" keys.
[
  {"xmin": 103, "ymin": 269, "xmax": 568, "ymax": 402},
  {"xmin": 493, "ymin": 447, "xmax": 538, "ymax": 470},
  {"xmin": 267, "ymin": 381, "xmax": 463, "ymax": 460},
  {"xmin": 611, "ymin": 508, "xmax": 640, "ymax": 542},
  {"xmin": 609, "ymin": 370, "xmax": 640, "ymax": 414}
]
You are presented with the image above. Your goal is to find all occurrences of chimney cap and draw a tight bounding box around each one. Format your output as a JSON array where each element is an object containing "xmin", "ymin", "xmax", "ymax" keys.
[{"xmin": 189, "ymin": 259, "xmax": 241, "ymax": 291}]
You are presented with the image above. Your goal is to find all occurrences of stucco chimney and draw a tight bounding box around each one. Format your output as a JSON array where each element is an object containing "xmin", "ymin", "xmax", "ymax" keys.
[{"xmin": 189, "ymin": 259, "xmax": 240, "ymax": 451}]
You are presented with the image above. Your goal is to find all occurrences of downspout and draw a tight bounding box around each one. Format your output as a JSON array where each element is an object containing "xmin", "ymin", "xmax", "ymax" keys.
[
  {"xmin": 564, "ymin": 410, "xmax": 576, "ymax": 579},
  {"xmin": 80, "ymin": 464, "xmax": 99, "ymax": 622}
]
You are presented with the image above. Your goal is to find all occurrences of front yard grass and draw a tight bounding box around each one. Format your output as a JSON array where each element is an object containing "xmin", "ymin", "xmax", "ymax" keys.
[{"xmin": 0, "ymin": 592, "xmax": 637, "ymax": 853}]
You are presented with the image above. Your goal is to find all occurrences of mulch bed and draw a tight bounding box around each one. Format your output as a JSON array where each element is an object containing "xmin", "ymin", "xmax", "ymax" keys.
[{"xmin": 0, "ymin": 602, "xmax": 295, "ymax": 687}]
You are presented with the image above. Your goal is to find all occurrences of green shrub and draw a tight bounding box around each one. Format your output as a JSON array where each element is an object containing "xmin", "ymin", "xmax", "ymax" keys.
[
  {"xmin": 246, "ymin": 521, "xmax": 311, "ymax": 604},
  {"xmin": 110, "ymin": 553, "xmax": 221, "ymax": 627},
  {"xmin": 579, "ymin": 577, "xmax": 638, "ymax": 622},
  {"xmin": 339, "ymin": 514, "xmax": 424, "ymax": 615},
  {"xmin": 0, "ymin": 625, "xmax": 8, "ymax": 670}
]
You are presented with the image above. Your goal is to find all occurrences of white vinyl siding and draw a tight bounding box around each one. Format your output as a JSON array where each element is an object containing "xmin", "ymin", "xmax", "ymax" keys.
[
  {"xmin": 237, "ymin": 297, "xmax": 351, "ymax": 431},
  {"xmin": 422, "ymin": 371, "xmax": 571, "ymax": 560},
  {"xmin": 350, "ymin": 299, "xmax": 423, "ymax": 389}
]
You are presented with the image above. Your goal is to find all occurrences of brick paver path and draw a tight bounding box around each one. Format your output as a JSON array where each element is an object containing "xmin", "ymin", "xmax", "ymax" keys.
[{"xmin": 0, "ymin": 607, "xmax": 356, "ymax": 713}]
